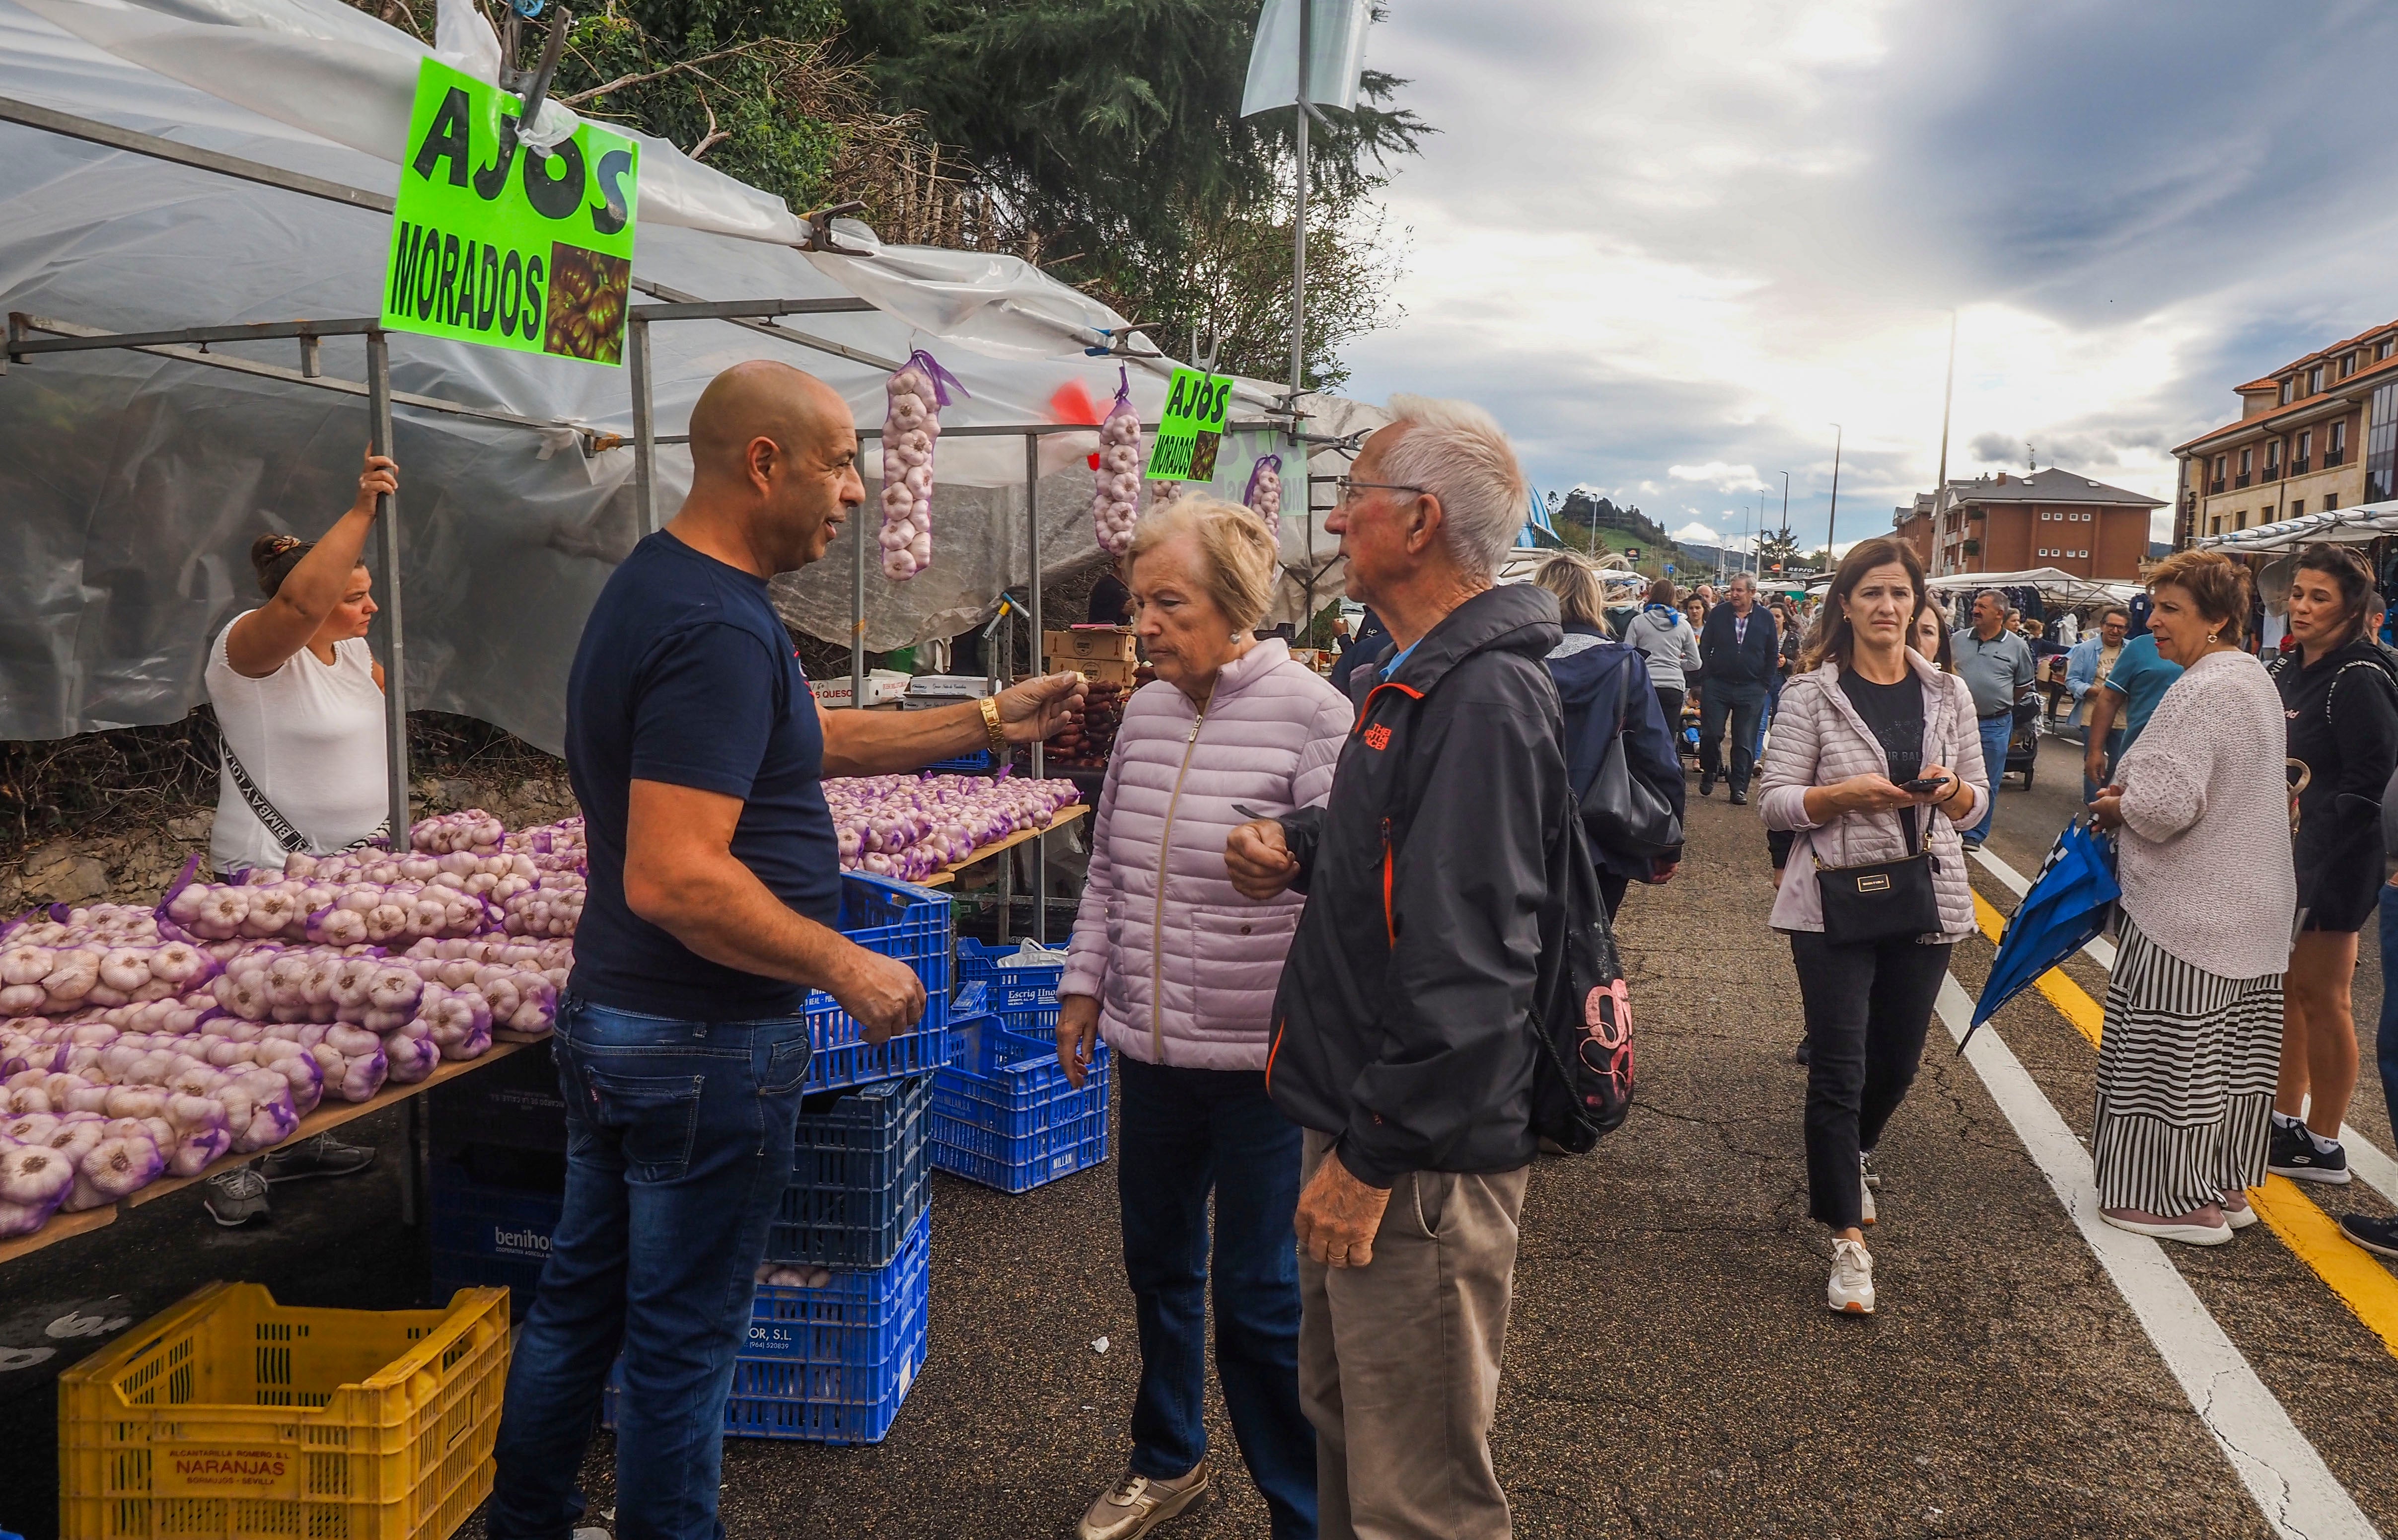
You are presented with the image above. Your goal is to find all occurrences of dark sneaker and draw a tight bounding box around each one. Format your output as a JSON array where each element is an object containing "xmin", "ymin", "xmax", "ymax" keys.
[
  {"xmin": 1960, "ymin": 835, "xmax": 1984, "ymax": 851},
  {"xmin": 257, "ymin": 1132, "xmax": 378, "ymax": 1184},
  {"xmin": 203, "ymin": 1166, "xmax": 271, "ymax": 1227},
  {"xmin": 1728, "ymin": 788, "xmax": 1748, "ymax": 807},
  {"xmin": 2267, "ymin": 1123, "xmax": 2351, "ymax": 1185},
  {"xmin": 2338, "ymin": 1213, "xmax": 2398, "ymax": 1258},
  {"xmin": 1699, "ymin": 770, "xmax": 1716, "ymax": 798}
]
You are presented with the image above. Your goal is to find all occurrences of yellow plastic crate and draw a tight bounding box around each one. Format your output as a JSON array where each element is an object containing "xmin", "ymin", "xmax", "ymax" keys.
[{"xmin": 58, "ymin": 1282, "xmax": 510, "ymax": 1540}]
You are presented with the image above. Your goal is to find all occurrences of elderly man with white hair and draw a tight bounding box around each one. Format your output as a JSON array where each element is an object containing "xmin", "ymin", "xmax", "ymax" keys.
[{"xmin": 1226, "ymin": 395, "xmax": 1570, "ymax": 1540}]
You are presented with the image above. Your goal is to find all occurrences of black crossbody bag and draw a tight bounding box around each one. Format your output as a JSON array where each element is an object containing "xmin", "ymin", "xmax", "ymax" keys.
[{"xmin": 1814, "ymin": 802, "xmax": 1940, "ymax": 946}]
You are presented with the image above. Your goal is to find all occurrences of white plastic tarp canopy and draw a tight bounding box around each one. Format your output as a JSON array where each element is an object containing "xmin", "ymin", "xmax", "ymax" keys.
[
  {"xmin": 1925, "ymin": 567, "xmax": 2128, "ymax": 605},
  {"xmin": 0, "ymin": 0, "xmax": 1358, "ymax": 752},
  {"xmin": 2194, "ymin": 501, "xmax": 2398, "ymax": 554}
]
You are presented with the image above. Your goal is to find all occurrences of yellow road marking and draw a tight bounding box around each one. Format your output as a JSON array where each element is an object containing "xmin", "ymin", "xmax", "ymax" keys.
[{"xmin": 1968, "ymin": 883, "xmax": 2398, "ymax": 1360}]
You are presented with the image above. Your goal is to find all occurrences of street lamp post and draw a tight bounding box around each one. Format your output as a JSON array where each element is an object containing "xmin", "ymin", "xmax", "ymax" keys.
[{"xmin": 1826, "ymin": 423, "xmax": 1843, "ymax": 563}]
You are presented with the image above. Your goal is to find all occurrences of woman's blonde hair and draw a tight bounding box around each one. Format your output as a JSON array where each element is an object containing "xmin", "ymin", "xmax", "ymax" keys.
[
  {"xmin": 1130, "ymin": 495, "xmax": 1280, "ymax": 632},
  {"xmin": 1533, "ymin": 553, "xmax": 1610, "ymax": 632}
]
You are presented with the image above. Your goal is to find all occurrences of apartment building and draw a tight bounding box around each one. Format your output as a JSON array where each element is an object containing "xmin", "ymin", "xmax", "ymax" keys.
[
  {"xmin": 1890, "ymin": 467, "xmax": 2163, "ymax": 579},
  {"xmin": 2173, "ymin": 318, "xmax": 2398, "ymax": 543}
]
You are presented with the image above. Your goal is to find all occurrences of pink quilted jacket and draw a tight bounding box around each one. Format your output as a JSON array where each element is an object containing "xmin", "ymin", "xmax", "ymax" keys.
[
  {"xmin": 1758, "ymin": 654, "xmax": 1989, "ymax": 942},
  {"xmin": 1060, "ymin": 640, "xmax": 1352, "ymax": 1069}
]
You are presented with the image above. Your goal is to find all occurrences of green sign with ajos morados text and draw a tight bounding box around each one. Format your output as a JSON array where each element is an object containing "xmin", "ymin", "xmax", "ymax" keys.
[
  {"xmin": 1145, "ymin": 367, "xmax": 1232, "ymax": 481},
  {"xmin": 382, "ymin": 58, "xmax": 640, "ymax": 366}
]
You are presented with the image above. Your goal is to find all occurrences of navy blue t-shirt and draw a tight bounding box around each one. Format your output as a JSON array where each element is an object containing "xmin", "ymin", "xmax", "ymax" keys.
[{"xmin": 564, "ymin": 531, "xmax": 843, "ymax": 1018}]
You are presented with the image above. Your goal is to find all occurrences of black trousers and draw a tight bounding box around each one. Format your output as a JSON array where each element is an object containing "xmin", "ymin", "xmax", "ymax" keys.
[
  {"xmin": 1698, "ymin": 680, "xmax": 1766, "ymax": 792},
  {"xmin": 1654, "ymin": 686, "xmax": 1686, "ymax": 736},
  {"xmin": 1789, "ymin": 930, "xmax": 1953, "ymax": 1231}
]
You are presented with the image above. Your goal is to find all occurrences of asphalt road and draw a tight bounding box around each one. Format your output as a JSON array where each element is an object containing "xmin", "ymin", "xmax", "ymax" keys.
[{"xmin": 4, "ymin": 737, "xmax": 2395, "ymax": 1538}]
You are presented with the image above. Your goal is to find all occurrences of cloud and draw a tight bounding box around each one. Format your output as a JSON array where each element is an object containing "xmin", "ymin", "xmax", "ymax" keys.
[
  {"xmin": 1338, "ymin": 0, "xmax": 2398, "ymax": 555},
  {"xmin": 1668, "ymin": 462, "xmax": 1769, "ymax": 491}
]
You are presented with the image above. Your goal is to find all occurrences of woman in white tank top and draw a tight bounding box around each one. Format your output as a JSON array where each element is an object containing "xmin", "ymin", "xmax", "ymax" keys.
[{"xmin": 205, "ymin": 451, "xmax": 398, "ymax": 876}]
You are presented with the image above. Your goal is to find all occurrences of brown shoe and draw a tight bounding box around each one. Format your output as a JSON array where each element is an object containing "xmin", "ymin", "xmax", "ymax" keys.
[{"xmin": 1077, "ymin": 1462, "xmax": 1212, "ymax": 1540}]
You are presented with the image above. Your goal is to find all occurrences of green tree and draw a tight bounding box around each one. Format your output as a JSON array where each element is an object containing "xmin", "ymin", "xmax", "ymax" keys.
[
  {"xmin": 835, "ymin": 0, "xmax": 1427, "ymax": 388},
  {"xmin": 1755, "ymin": 527, "xmax": 1801, "ymax": 577}
]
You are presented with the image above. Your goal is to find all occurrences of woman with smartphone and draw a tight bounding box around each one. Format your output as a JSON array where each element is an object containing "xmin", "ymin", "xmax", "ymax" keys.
[{"xmin": 1756, "ymin": 538, "xmax": 1988, "ymax": 1316}]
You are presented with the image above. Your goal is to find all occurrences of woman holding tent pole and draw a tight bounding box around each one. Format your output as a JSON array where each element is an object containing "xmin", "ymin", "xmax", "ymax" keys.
[
  {"xmin": 2087, "ymin": 551, "xmax": 2291, "ymax": 1245},
  {"xmin": 196, "ymin": 447, "xmax": 398, "ymax": 1227}
]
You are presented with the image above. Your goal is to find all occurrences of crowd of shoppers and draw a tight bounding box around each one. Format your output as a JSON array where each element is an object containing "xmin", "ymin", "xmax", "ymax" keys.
[{"xmin": 433, "ymin": 347, "xmax": 2398, "ymax": 1540}]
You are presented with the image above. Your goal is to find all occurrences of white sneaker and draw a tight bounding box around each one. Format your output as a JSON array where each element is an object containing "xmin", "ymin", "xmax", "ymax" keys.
[
  {"xmin": 1859, "ymin": 1164, "xmax": 1878, "ymax": 1227},
  {"xmin": 1859, "ymin": 1149, "xmax": 1883, "ymax": 1189},
  {"xmin": 1828, "ymin": 1238, "xmax": 1875, "ymax": 1315}
]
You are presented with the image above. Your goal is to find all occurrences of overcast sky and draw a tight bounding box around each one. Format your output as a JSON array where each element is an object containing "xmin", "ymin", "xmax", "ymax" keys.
[{"xmin": 1335, "ymin": 0, "xmax": 2398, "ymax": 555}]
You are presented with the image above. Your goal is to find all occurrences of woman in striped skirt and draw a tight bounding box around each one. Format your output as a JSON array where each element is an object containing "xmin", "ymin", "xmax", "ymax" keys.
[{"xmin": 2088, "ymin": 551, "xmax": 2295, "ymax": 1245}]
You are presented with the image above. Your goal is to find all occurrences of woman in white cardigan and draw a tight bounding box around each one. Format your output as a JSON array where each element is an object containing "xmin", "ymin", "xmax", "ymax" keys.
[
  {"xmin": 1758, "ymin": 537, "xmax": 1987, "ymax": 1316},
  {"xmin": 2088, "ymin": 550, "xmax": 2292, "ymax": 1246}
]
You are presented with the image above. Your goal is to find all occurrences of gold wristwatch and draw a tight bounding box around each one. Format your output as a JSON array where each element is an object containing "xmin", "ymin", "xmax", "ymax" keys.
[{"xmin": 978, "ymin": 694, "xmax": 1009, "ymax": 755}]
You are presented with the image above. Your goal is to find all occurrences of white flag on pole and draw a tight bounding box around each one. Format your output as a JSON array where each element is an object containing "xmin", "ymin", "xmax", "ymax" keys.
[{"xmin": 1240, "ymin": 0, "xmax": 1372, "ymax": 118}]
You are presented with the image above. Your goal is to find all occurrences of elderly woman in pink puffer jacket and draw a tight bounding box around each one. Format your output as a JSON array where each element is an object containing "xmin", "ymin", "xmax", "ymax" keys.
[{"xmin": 1056, "ymin": 496, "xmax": 1349, "ymax": 1540}]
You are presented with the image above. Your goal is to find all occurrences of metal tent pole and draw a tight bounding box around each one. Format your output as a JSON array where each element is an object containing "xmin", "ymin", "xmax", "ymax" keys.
[
  {"xmin": 367, "ymin": 330, "xmax": 410, "ymax": 851},
  {"xmin": 1026, "ymin": 431, "xmax": 1047, "ymax": 944},
  {"xmin": 851, "ymin": 479, "xmax": 867, "ymax": 709},
  {"xmin": 629, "ymin": 313, "xmax": 657, "ymax": 533}
]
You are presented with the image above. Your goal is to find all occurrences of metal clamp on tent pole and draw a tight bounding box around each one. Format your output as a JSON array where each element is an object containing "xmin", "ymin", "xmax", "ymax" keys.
[
  {"xmin": 499, "ymin": 4, "xmax": 572, "ymax": 162},
  {"xmin": 801, "ymin": 201, "xmax": 867, "ymax": 252}
]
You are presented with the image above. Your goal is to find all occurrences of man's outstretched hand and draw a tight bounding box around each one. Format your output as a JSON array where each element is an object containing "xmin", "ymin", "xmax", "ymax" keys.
[{"xmin": 995, "ymin": 673, "xmax": 1088, "ymax": 742}]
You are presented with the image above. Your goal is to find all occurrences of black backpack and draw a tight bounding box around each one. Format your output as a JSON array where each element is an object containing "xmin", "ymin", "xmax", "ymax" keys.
[{"xmin": 1526, "ymin": 807, "xmax": 1636, "ymax": 1152}]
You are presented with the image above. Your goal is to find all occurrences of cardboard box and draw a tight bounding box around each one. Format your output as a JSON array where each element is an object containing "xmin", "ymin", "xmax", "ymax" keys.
[
  {"xmin": 810, "ymin": 669, "xmax": 912, "ymax": 708},
  {"xmin": 1044, "ymin": 627, "xmax": 1139, "ymax": 664},
  {"xmin": 1054, "ymin": 658, "xmax": 1141, "ymax": 687}
]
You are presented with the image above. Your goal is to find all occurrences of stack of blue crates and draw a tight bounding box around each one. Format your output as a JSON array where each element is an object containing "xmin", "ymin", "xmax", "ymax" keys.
[
  {"xmin": 437, "ymin": 872, "xmax": 953, "ymax": 1443},
  {"xmin": 428, "ymin": 1048, "xmax": 570, "ymax": 1316},
  {"xmin": 932, "ymin": 947, "xmax": 1112, "ymax": 1193}
]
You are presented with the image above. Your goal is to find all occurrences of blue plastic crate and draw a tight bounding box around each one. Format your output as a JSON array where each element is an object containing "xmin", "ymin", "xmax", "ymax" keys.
[
  {"xmin": 803, "ymin": 874, "xmax": 954, "ymax": 1093},
  {"xmin": 953, "ymin": 940, "xmax": 1068, "ymax": 1010},
  {"xmin": 427, "ymin": 1168, "xmax": 562, "ymax": 1266},
  {"xmin": 745, "ymin": 1209, "xmax": 928, "ymax": 1375},
  {"xmin": 930, "ymin": 1106, "xmax": 1108, "ymax": 1193},
  {"xmin": 920, "ymin": 748, "xmax": 997, "ymax": 774},
  {"xmin": 765, "ymin": 1075, "xmax": 932, "ymax": 1268},
  {"xmin": 930, "ymin": 1010, "xmax": 1112, "ymax": 1193},
  {"xmin": 602, "ymin": 1209, "xmax": 932, "ymax": 1446}
]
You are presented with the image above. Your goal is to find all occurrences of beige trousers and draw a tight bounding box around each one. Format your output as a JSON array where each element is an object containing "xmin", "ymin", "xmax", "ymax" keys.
[{"xmin": 1298, "ymin": 1129, "xmax": 1530, "ymax": 1540}]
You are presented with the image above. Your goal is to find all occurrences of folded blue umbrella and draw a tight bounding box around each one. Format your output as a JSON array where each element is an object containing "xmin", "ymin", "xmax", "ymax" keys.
[{"xmin": 1962, "ymin": 818, "xmax": 2120, "ymax": 1052}]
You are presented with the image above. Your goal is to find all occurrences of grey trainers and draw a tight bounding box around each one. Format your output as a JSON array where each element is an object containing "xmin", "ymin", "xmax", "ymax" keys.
[
  {"xmin": 257, "ymin": 1132, "xmax": 377, "ymax": 1184},
  {"xmin": 203, "ymin": 1166, "xmax": 271, "ymax": 1227},
  {"xmin": 1078, "ymin": 1462, "xmax": 1212, "ymax": 1540}
]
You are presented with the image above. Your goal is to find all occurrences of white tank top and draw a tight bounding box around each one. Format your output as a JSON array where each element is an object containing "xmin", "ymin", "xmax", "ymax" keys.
[{"xmin": 205, "ymin": 613, "xmax": 389, "ymax": 875}]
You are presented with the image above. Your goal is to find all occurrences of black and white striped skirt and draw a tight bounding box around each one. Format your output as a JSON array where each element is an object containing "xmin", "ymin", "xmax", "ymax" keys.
[{"xmin": 2092, "ymin": 918, "xmax": 2283, "ymax": 1217}]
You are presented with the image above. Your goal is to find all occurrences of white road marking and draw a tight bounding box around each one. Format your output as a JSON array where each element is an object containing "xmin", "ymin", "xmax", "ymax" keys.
[
  {"xmin": 1968, "ymin": 844, "xmax": 2398, "ymax": 1206},
  {"xmin": 1933, "ymin": 975, "xmax": 2382, "ymax": 1540}
]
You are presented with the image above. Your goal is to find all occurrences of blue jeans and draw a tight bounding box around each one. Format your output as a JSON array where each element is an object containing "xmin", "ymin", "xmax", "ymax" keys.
[
  {"xmin": 1969, "ymin": 714, "xmax": 2012, "ymax": 843},
  {"xmin": 488, "ymin": 996, "xmax": 813, "ymax": 1540},
  {"xmin": 1117, "ymin": 1056, "xmax": 1315, "ymax": 1539},
  {"xmin": 1700, "ymin": 680, "xmax": 1768, "ymax": 794},
  {"xmin": 2379, "ymin": 887, "xmax": 2398, "ymax": 1139},
  {"xmin": 2081, "ymin": 726, "xmax": 2126, "ymax": 808},
  {"xmin": 1755, "ymin": 674, "xmax": 1785, "ymax": 759}
]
